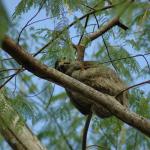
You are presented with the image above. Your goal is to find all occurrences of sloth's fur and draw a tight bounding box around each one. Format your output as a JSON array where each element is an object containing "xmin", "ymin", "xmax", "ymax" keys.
[{"xmin": 55, "ymin": 60, "xmax": 128, "ymax": 118}]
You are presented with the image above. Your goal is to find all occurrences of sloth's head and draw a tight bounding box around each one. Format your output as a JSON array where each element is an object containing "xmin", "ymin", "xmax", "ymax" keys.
[{"xmin": 55, "ymin": 59, "xmax": 71, "ymax": 73}]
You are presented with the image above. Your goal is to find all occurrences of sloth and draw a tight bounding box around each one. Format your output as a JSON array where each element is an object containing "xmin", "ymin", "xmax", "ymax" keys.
[{"xmin": 55, "ymin": 60, "xmax": 128, "ymax": 118}]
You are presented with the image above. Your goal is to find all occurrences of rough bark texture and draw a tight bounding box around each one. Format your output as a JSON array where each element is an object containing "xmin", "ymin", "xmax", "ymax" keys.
[
  {"xmin": 1, "ymin": 36, "xmax": 150, "ymax": 137},
  {"xmin": 0, "ymin": 92, "xmax": 47, "ymax": 150}
]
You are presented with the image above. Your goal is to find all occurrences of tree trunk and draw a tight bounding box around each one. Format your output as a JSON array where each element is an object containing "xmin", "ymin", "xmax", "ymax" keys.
[{"xmin": 0, "ymin": 91, "xmax": 47, "ymax": 150}]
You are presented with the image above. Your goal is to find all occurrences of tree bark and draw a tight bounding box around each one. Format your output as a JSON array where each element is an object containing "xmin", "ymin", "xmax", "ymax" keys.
[
  {"xmin": 0, "ymin": 91, "xmax": 47, "ymax": 150},
  {"xmin": 1, "ymin": 36, "xmax": 150, "ymax": 137}
]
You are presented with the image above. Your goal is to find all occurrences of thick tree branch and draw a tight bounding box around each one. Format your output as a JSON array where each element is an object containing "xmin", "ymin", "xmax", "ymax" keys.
[
  {"xmin": 1, "ymin": 36, "xmax": 150, "ymax": 137},
  {"xmin": 0, "ymin": 91, "xmax": 47, "ymax": 150}
]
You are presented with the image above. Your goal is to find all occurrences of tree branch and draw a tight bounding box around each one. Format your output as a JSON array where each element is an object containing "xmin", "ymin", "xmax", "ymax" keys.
[
  {"xmin": 117, "ymin": 21, "xmax": 128, "ymax": 30},
  {"xmin": 80, "ymin": 0, "xmax": 133, "ymax": 47},
  {"xmin": 34, "ymin": 4, "xmax": 115, "ymax": 56},
  {"xmin": 82, "ymin": 112, "xmax": 92, "ymax": 150},
  {"xmin": 82, "ymin": 16, "xmax": 120, "ymax": 46},
  {"xmin": 17, "ymin": 0, "xmax": 46, "ymax": 44},
  {"xmin": 1, "ymin": 36, "xmax": 150, "ymax": 137},
  {"xmin": 116, "ymin": 80, "xmax": 150, "ymax": 98}
]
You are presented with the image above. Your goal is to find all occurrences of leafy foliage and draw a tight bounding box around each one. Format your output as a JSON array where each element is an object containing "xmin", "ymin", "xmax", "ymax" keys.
[
  {"xmin": 0, "ymin": 0, "xmax": 149, "ymax": 149},
  {"xmin": 0, "ymin": 1, "xmax": 9, "ymax": 39},
  {"xmin": 13, "ymin": 0, "xmax": 39, "ymax": 19},
  {"xmin": 0, "ymin": 91, "xmax": 24, "ymax": 130}
]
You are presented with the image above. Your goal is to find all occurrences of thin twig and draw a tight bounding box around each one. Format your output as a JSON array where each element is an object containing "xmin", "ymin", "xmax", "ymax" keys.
[
  {"xmin": 100, "ymin": 52, "xmax": 150, "ymax": 68},
  {"xmin": 45, "ymin": 84, "xmax": 55, "ymax": 109},
  {"xmin": 0, "ymin": 74, "xmax": 16, "ymax": 80},
  {"xmin": 93, "ymin": 13, "xmax": 118, "ymax": 72},
  {"xmin": 27, "ymin": 11, "xmax": 69, "ymax": 26},
  {"xmin": 24, "ymin": 86, "xmax": 47, "ymax": 98},
  {"xmin": 81, "ymin": 3, "xmax": 95, "ymax": 10},
  {"xmin": 0, "ymin": 68, "xmax": 22, "ymax": 90},
  {"xmin": 27, "ymin": 17, "xmax": 50, "ymax": 26},
  {"xmin": 117, "ymin": 21, "xmax": 128, "ymax": 30},
  {"xmin": 116, "ymin": 80, "xmax": 150, "ymax": 98},
  {"xmin": 12, "ymin": 73, "xmax": 17, "ymax": 94},
  {"xmin": 17, "ymin": 0, "xmax": 46, "ymax": 44},
  {"xmin": 0, "ymin": 58, "xmax": 14, "ymax": 62},
  {"xmin": 102, "ymin": 36, "xmax": 118, "ymax": 72},
  {"xmin": 78, "ymin": 15, "xmax": 89, "ymax": 45},
  {"xmin": 0, "ymin": 68, "xmax": 19, "ymax": 73},
  {"xmin": 33, "ymin": 4, "xmax": 115, "ymax": 57}
]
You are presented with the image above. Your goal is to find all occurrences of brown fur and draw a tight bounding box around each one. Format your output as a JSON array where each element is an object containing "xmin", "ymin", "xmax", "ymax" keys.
[{"xmin": 55, "ymin": 60, "xmax": 128, "ymax": 118}]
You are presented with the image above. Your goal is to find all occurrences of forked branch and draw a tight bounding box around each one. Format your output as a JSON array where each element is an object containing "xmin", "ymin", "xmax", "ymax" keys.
[{"xmin": 1, "ymin": 36, "xmax": 150, "ymax": 137}]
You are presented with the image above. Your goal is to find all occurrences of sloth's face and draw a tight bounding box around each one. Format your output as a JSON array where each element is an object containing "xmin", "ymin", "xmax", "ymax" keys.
[
  {"xmin": 55, "ymin": 60, "xmax": 100, "ymax": 74},
  {"xmin": 55, "ymin": 60, "xmax": 71, "ymax": 73}
]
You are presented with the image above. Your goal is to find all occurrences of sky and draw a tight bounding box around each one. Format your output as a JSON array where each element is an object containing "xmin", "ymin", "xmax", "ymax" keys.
[
  {"xmin": 2, "ymin": 0, "xmax": 150, "ymax": 108},
  {"xmin": 2, "ymin": 0, "xmax": 150, "ymax": 109},
  {"xmin": 0, "ymin": 1, "xmax": 150, "ymax": 149}
]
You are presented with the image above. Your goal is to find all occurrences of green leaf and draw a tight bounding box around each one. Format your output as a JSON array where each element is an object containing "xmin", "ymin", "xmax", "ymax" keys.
[{"xmin": 0, "ymin": 1, "xmax": 10, "ymax": 39}]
